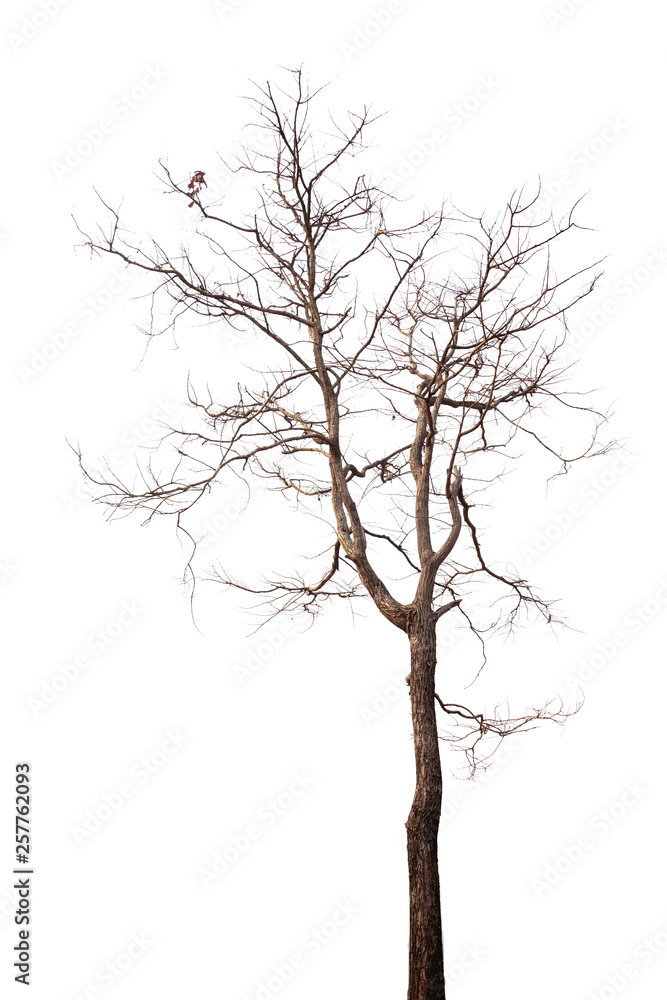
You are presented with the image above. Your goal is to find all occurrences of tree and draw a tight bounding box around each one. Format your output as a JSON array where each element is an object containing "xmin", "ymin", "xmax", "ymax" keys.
[{"xmin": 76, "ymin": 69, "xmax": 611, "ymax": 999}]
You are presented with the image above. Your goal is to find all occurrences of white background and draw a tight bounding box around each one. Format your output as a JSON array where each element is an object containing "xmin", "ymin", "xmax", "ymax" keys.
[{"xmin": 1, "ymin": 1, "xmax": 666, "ymax": 999}]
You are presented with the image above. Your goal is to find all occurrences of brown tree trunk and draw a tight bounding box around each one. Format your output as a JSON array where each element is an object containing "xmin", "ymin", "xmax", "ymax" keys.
[{"xmin": 406, "ymin": 609, "xmax": 446, "ymax": 1000}]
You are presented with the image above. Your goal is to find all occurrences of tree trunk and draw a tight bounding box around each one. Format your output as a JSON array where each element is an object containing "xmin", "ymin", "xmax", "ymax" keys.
[{"xmin": 406, "ymin": 610, "xmax": 446, "ymax": 1000}]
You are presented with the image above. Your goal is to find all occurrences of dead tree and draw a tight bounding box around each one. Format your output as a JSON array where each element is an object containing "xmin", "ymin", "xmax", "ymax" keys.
[{"xmin": 76, "ymin": 69, "xmax": 611, "ymax": 1000}]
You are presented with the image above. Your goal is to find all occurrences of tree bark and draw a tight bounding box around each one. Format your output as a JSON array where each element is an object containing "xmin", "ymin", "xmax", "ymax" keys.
[{"xmin": 406, "ymin": 609, "xmax": 446, "ymax": 1000}]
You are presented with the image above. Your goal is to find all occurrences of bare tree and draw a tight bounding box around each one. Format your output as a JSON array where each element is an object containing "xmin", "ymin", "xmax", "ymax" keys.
[{"xmin": 76, "ymin": 69, "xmax": 611, "ymax": 1000}]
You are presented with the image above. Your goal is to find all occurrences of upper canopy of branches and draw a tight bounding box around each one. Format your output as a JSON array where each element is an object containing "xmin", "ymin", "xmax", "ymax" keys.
[{"xmin": 75, "ymin": 68, "xmax": 611, "ymax": 768}]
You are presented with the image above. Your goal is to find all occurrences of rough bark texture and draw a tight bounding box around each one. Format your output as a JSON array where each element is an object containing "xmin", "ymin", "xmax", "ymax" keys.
[{"xmin": 406, "ymin": 610, "xmax": 446, "ymax": 1000}]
